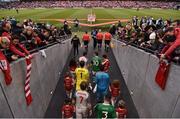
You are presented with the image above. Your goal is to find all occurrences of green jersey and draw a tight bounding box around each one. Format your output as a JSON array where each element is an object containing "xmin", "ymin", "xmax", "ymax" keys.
[
  {"xmin": 95, "ymin": 103, "xmax": 116, "ymax": 119},
  {"xmin": 91, "ymin": 56, "xmax": 102, "ymax": 72}
]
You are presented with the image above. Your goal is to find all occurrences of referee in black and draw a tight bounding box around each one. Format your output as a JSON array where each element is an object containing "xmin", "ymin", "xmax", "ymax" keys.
[{"xmin": 71, "ymin": 34, "xmax": 81, "ymax": 56}]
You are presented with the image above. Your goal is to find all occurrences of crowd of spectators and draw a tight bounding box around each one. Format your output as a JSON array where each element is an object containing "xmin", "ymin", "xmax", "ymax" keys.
[
  {"xmin": 0, "ymin": 0, "xmax": 178, "ymax": 9},
  {"xmin": 111, "ymin": 17, "xmax": 180, "ymax": 63},
  {"xmin": 0, "ymin": 17, "xmax": 72, "ymax": 62}
]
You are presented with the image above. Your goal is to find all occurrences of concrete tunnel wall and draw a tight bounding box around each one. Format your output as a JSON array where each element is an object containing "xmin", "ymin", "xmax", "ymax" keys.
[
  {"xmin": 112, "ymin": 40, "xmax": 180, "ymax": 118},
  {"xmin": 0, "ymin": 39, "xmax": 72, "ymax": 118}
]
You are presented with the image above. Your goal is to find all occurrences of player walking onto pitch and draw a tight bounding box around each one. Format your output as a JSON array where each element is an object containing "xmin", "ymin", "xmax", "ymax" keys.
[
  {"xmin": 102, "ymin": 54, "xmax": 110, "ymax": 72},
  {"xmin": 116, "ymin": 100, "xmax": 128, "ymax": 118},
  {"xmin": 93, "ymin": 65, "xmax": 110, "ymax": 102},
  {"xmin": 75, "ymin": 81, "xmax": 91, "ymax": 118},
  {"xmin": 69, "ymin": 58, "xmax": 77, "ymax": 78},
  {"xmin": 75, "ymin": 61, "xmax": 89, "ymax": 91},
  {"xmin": 96, "ymin": 29, "xmax": 104, "ymax": 50},
  {"xmin": 61, "ymin": 98, "xmax": 75, "ymax": 119},
  {"xmin": 79, "ymin": 52, "xmax": 88, "ymax": 67},
  {"xmin": 91, "ymin": 52, "xmax": 102, "ymax": 77},
  {"xmin": 104, "ymin": 32, "xmax": 112, "ymax": 52},
  {"xmin": 109, "ymin": 80, "xmax": 120, "ymax": 106},
  {"xmin": 64, "ymin": 72, "xmax": 74, "ymax": 99},
  {"xmin": 82, "ymin": 31, "xmax": 90, "ymax": 52},
  {"xmin": 94, "ymin": 94, "xmax": 116, "ymax": 119}
]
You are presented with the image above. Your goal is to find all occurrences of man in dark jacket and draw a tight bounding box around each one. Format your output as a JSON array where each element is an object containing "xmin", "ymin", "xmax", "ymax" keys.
[{"xmin": 71, "ymin": 34, "xmax": 81, "ymax": 56}]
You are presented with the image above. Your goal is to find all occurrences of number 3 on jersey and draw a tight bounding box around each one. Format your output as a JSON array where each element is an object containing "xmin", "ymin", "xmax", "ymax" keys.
[{"xmin": 102, "ymin": 111, "xmax": 108, "ymax": 119}]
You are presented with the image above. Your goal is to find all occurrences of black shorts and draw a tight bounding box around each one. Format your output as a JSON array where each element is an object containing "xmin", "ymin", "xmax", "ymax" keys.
[
  {"xmin": 97, "ymin": 40, "xmax": 102, "ymax": 44},
  {"xmin": 105, "ymin": 40, "xmax": 110, "ymax": 45},
  {"xmin": 84, "ymin": 41, "xmax": 89, "ymax": 46}
]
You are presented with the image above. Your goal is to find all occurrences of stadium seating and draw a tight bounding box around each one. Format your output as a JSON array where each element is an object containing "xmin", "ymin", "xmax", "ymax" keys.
[{"xmin": 0, "ymin": 1, "xmax": 178, "ymax": 9}]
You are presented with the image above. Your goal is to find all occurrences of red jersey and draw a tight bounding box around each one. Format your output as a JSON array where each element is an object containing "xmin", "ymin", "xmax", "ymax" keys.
[
  {"xmin": 102, "ymin": 59, "xmax": 110, "ymax": 72},
  {"xmin": 64, "ymin": 76, "xmax": 73, "ymax": 91},
  {"xmin": 104, "ymin": 32, "xmax": 112, "ymax": 41},
  {"xmin": 62, "ymin": 104, "xmax": 74, "ymax": 118},
  {"xmin": 111, "ymin": 85, "xmax": 120, "ymax": 97},
  {"xmin": 96, "ymin": 33, "xmax": 103, "ymax": 40},
  {"xmin": 116, "ymin": 107, "xmax": 127, "ymax": 118},
  {"xmin": 82, "ymin": 34, "xmax": 90, "ymax": 41},
  {"xmin": 70, "ymin": 65, "xmax": 77, "ymax": 72}
]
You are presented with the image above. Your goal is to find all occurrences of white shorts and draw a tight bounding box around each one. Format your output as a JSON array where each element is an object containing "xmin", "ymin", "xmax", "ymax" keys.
[{"xmin": 76, "ymin": 106, "xmax": 88, "ymax": 118}]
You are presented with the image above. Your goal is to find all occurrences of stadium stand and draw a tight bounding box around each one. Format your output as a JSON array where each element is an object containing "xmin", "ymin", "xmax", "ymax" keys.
[
  {"xmin": 0, "ymin": 17, "xmax": 72, "ymax": 62},
  {"xmin": 0, "ymin": 0, "xmax": 179, "ymax": 9}
]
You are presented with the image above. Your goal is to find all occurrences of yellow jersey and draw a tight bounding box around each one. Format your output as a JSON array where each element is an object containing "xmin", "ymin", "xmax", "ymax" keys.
[{"xmin": 75, "ymin": 67, "xmax": 89, "ymax": 91}]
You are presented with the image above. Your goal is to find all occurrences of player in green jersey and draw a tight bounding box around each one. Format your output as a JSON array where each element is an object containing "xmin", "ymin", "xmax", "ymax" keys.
[
  {"xmin": 94, "ymin": 94, "xmax": 116, "ymax": 119},
  {"xmin": 91, "ymin": 52, "xmax": 102, "ymax": 75}
]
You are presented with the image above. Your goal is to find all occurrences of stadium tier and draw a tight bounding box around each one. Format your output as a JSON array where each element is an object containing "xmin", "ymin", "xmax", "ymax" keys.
[{"xmin": 0, "ymin": 0, "xmax": 179, "ymax": 9}]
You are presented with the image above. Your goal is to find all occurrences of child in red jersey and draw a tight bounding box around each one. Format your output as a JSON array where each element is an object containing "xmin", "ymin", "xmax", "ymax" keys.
[
  {"xmin": 64, "ymin": 73, "xmax": 74, "ymax": 99},
  {"xmin": 102, "ymin": 54, "xmax": 110, "ymax": 72},
  {"xmin": 109, "ymin": 80, "xmax": 120, "ymax": 106},
  {"xmin": 61, "ymin": 98, "xmax": 75, "ymax": 119},
  {"xmin": 116, "ymin": 100, "xmax": 128, "ymax": 118},
  {"xmin": 69, "ymin": 58, "xmax": 77, "ymax": 78}
]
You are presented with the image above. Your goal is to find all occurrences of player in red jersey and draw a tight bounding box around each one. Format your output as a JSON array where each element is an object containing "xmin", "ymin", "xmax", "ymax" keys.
[
  {"xmin": 82, "ymin": 31, "xmax": 90, "ymax": 52},
  {"xmin": 96, "ymin": 29, "xmax": 104, "ymax": 50},
  {"xmin": 64, "ymin": 72, "xmax": 74, "ymax": 99},
  {"xmin": 102, "ymin": 54, "xmax": 110, "ymax": 72},
  {"xmin": 116, "ymin": 100, "xmax": 128, "ymax": 118},
  {"xmin": 69, "ymin": 58, "xmax": 77, "ymax": 78},
  {"xmin": 109, "ymin": 80, "xmax": 120, "ymax": 106},
  {"xmin": 61, "ymin": 98, "xmax": 75, "ymax": 119}
]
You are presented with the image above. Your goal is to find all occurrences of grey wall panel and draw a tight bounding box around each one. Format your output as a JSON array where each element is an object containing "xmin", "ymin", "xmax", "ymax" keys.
[
  {"xmin": 0, "ymin": 74, "xmax": 13, "ymax": 117},
  {"xmin": 0, "ymin": 39, "xmax": 72, "ymax": 117},
  {"xmin": 112, "ymin": 41, "xmax": 180, "ymax": 118},
  {"xmin": 126, "ymin": 46, "xmax": 150, "ymax": 113}
]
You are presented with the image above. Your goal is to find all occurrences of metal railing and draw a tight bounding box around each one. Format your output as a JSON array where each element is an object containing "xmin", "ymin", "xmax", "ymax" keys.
[
  {"xmin": 117, "ymin": 39, "xmax": 158, "ymax": 54},
  {"xmin": 116, "ymin": 38, "xmax": 180, "ymax": 65},
  {"xmin": 1, "ymin": 34, "xmax": 72, "ymax": 62}
]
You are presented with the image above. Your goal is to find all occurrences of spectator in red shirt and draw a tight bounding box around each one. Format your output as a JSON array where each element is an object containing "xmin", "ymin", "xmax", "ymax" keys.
[
  {"xmin": 9, "ymin": 35, "xmax": 30, "ymax": 60},
  {"xmin": 160, "ymin": 27, "xmax": 180, "ymax": 61}
]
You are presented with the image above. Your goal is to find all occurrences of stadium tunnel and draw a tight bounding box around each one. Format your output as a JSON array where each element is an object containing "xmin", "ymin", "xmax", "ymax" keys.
[{"xmin": 0, "ymin": 38, "xmax": 180, "ymax": 118}]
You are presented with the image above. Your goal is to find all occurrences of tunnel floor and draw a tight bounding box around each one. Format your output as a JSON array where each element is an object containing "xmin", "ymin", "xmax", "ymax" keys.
[{"xmin": 44, "ymin": 41, "xmax": 139, "ymax": 118}]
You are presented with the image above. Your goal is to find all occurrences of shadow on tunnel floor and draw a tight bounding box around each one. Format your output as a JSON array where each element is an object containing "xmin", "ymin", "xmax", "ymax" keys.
[{"xmin": 44, "ymin": 44, "xmax": 139, "ymax": 118}]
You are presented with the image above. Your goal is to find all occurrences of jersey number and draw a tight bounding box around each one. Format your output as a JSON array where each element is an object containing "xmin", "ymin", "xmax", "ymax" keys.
[
  {"xmin": 102, "ymin": 111, "xmax": 108, "ymax": 119},
  {"xmin": 79, "ymin": 96, "xmax": 84, "ymax": 103},
  {"xmin": 80, "ymin": 72, "xmax": 83, "ymax": 79},
  {"xmin": 93, "ymin": 60, "xmax": 99, "ymax": 66}
]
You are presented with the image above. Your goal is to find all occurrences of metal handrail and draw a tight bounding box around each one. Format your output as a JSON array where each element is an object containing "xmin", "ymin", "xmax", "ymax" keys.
[
  {"xmin": 117, "ymin": 39, "xmax": 157, "ymax": 54},
  {"xmin": 1, "ymin": 34, "xmax": 72, "ymax": 63}
]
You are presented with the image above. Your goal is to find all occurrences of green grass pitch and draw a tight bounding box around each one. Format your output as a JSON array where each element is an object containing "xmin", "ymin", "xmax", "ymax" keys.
[
  {"xmin": 0, "ymin": 8, "xmax": 179, "ymax": 33},
  {"xmin": 0, "ymin": 8, "xmax": 179, "ymax": 23}
]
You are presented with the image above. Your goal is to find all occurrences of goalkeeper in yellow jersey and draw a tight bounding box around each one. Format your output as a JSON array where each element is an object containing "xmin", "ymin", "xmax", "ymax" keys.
[{"xmin": 75, "ymin": 61, "xmax": 89, "ymax": 91}]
